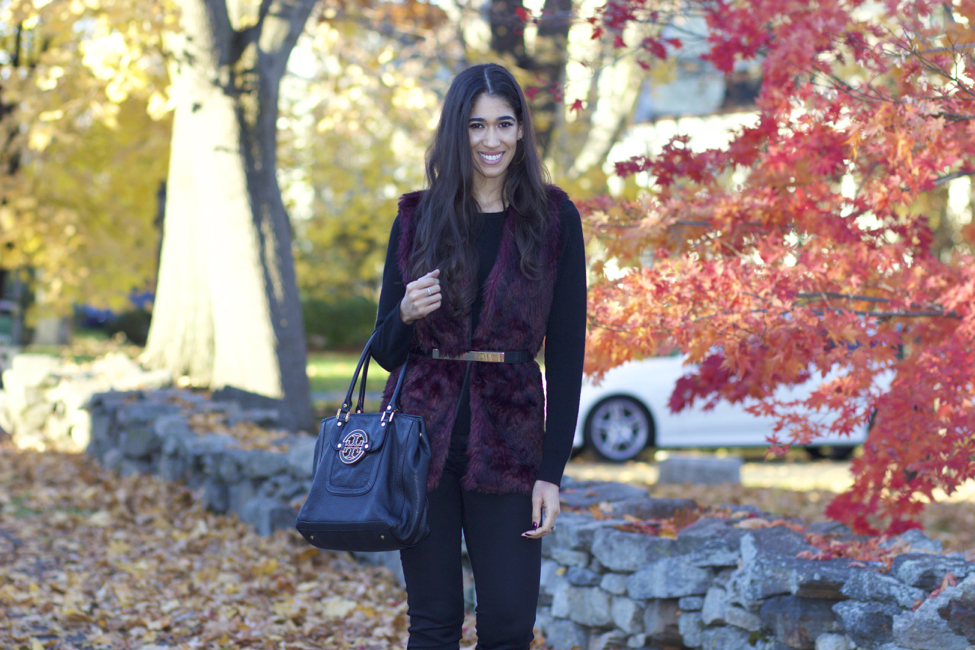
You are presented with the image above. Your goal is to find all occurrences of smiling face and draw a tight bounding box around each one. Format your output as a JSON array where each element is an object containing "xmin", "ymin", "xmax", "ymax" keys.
[{"xmin": 468, "ymin": 93, "xmax": 523, "ymax": 194}]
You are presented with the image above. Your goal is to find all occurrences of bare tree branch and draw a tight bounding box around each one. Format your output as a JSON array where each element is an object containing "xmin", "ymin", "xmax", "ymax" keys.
[
  {"xmin": 915, "ymin": 43, "xmax": 975, "ymax": 55},
  {"xmin": 797, "ymin": 292, "xmax": 890, "ymax": 303},
  {"xmin": 934, "ymin": 169, "xmax": 975, "ymax": 186},
  {"xmin": 939, "ymin": 113, "xmax": 975, "ymax": 122},
  {"xmin": 809, "ymin": 308, "xmax": 960, "ymax": 319}
]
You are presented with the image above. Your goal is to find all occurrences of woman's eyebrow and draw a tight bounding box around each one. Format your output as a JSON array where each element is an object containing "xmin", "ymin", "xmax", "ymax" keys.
[{"xmin": 469, "ymin": 115, "xmax": 516, "ymax": 123}]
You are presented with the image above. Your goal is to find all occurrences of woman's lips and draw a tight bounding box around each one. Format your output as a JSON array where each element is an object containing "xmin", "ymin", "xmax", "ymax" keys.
[{"xmin": 478, "ymin": 152, "xmax": 504, "ymax": 165}]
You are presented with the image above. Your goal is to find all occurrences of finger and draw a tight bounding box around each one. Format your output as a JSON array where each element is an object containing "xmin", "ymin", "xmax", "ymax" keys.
[
  {"xmin": 522, "ymin": 494, "xmax": 542, "ymax": 537},
  {"xmin": 408, "ymin": 291, "xmax": 425, "ymax": 308},
  {"xmin": 416, "ymin": 300, "xmax": 441, "ymax": 318},
  {"xmin": 535, "ymin": 504, "xmax": 555, "ymax": 537},
  {"xmin": 422, "ymin": 270, "xmax": 440, "ymax": 288},
  {"xmin": 522, "ymin": 515, "xmax": 555, "ymax": 539},
  {"xmin": 414, "ymin": 270, "xmax": 439, "ymax": 287},
  {"xmin": 416, "ymin": 290, "xmax": 441, "ymax": 306},
  {"xmin": 407, "ymin": 272, "xmax": 437, "ymax": 291},
  {"xmin": 419, "ymin": 291, "xmax": 443, "ymax": 308},
  {"xmin": 536, "ymin": 503, "xmax": 557, "ymax": 536},
  {"xmin": 413, "ymin": 277, "xmax": 439, "ymax": 293}
]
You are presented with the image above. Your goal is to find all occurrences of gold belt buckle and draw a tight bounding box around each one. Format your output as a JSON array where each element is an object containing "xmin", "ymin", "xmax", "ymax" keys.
[
  {"xmin": 431, "ymin": 349, "xmax": 505, "ymax": 362},
  {"xmin": 473, "ymin": 351, "xmax": 504, "ymax": 362}
]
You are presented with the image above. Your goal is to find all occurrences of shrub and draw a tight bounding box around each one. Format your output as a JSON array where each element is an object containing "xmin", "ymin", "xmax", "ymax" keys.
[
  {"xmin": 303, "ymin": 296, "xmax": 377, "ymax": 351},
  {"xmin": 105, "ymin": 310, "xmax": 152, "ymax": 346}
]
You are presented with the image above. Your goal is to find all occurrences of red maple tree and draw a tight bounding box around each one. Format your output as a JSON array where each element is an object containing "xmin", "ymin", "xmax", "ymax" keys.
[{"xmin": 579, "ymin": 0, "xmax": 975, "ymax": 533}]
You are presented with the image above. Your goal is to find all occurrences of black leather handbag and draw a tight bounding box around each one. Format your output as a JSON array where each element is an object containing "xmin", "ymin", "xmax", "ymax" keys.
[{"xmin": 295, "ymin": 332, "xmax": 430, "ymax": 551}]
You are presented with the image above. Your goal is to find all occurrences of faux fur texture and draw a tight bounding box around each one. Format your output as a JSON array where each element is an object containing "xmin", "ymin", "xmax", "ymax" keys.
[{"xmin": 381, "ymin": 186, "xmax": 568, "ymax": 494}]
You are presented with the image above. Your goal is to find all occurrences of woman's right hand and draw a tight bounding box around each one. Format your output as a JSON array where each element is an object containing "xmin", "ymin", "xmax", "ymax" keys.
[{"xmin": 399, "ymin": 269, "xmax": 442, "ymax": 324}]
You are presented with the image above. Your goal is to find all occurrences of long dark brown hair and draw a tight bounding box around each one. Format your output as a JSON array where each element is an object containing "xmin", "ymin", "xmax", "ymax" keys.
[{"xmin": 409, "ymin": 63, "xmax": 550, "ymax": 316}]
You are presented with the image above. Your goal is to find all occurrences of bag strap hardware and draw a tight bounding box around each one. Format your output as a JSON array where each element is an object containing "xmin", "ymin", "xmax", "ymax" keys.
[{"xmin": 336, "ymin": 330, "xmax": 411, "ymax": 424}]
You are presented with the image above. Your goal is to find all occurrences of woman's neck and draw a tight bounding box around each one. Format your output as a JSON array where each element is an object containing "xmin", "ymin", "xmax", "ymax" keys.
[{"xmin": 473, "ymin": 176, "xmax": 505, "ymax": 212}]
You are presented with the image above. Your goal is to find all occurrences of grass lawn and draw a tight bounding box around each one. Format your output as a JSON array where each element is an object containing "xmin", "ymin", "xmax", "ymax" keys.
[
  {"xmin": 307, "ymin": 351, "xmax": 545, "ymax": 396},
  {"xmin": 24, "ymin": 329, "xmax": 144, "ymax": 364},
  {"xmin": 306, "ymin": 351, "xmax": 390, "ymax": 394},
  {"xmin": 24, "ymin": 333, "xmax": 390, "ymax": 396}
]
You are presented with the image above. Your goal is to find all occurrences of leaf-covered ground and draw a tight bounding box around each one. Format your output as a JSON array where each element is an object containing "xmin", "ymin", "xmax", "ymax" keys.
[
  {"xmin": 647, "ymin": 482, "xmax": 975, "ymax": 552},
  {"xmin": 0, "ymin": 443, "xmax": 484, "ymax": 650},
  {"xmin": 567, "ymin": 456, "xmax": 975, "ymax": 551},
  {"xmin": 5, "ymin": 440, "xmax": 975, "ymax": 650}
]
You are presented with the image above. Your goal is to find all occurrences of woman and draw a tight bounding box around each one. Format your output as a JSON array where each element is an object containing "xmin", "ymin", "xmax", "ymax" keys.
[{"xmin": 372, "ymin": 63, "xmax": 586, "ymax": 649}]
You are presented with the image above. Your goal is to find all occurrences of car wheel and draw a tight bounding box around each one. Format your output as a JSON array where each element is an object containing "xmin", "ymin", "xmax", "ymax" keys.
[
  {"xmin": 584, "ymin": 396, "xmax": 653, "ymax": 462},
  {"xmin": 804, "ymin": 445, "xmax": 856, "ymax": 461}
]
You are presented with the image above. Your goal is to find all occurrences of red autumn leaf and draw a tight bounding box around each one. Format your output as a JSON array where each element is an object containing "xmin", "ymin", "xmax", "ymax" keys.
[{"xmin": 642, "ymin": 36, "xmax": 668, "ymax": 59}]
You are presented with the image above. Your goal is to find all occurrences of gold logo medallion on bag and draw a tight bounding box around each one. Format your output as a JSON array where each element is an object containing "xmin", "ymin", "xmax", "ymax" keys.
[{"xmin": 337, "ymin": 429, "xmax": 370, "ymax": 464}]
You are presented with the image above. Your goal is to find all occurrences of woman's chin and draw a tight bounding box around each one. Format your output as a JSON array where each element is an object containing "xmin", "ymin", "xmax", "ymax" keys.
[{"xmin": 475, "ymin": 165, "xmax": 511, "ymax": 181}]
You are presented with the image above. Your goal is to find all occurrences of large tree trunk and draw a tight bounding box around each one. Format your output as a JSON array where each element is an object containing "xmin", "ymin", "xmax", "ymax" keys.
[{"xmin": 145, "ymin": 0, "xmax": 316, "ymax": 431}]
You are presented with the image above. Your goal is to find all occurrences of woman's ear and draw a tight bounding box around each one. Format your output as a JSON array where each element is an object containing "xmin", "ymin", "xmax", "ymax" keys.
[{"xmin": 518, "ymin": 123, "xmax": 524, "ymax": 139}]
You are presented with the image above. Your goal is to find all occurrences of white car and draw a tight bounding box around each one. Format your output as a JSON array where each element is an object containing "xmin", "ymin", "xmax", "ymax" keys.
[{"xmin": 571, "ymin": 356, "xmax": 871, "ymax": 462}]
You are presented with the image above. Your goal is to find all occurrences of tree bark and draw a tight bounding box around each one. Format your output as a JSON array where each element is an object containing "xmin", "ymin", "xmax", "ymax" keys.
[
  {"xmin": 490, "ymin": 0, "xmax": 531, "ymax": 69},
  {"xmin": 488, "ymin": 0, "xmax": 571, "ymax": 157},
  {"xmin": 145, "ymin": 0, "xmax": 316, "ymax": 431}
]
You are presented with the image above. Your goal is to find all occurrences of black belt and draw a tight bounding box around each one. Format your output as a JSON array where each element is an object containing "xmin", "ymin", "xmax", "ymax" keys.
[{"xmin": 422, "ymin": 349, "xmax": 534, "ymax": 363}]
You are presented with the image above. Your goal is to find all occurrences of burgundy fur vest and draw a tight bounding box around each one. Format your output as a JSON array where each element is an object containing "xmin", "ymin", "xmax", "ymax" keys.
[{"xmin": 381, "ymin": 186, "xmax": 568, "ymax": 495}]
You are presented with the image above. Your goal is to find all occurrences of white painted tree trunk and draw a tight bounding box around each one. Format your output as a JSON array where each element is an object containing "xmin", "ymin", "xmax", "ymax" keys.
[{"xmin": 145, "ymin": 0, "xmax": 316, "ymax": 430}]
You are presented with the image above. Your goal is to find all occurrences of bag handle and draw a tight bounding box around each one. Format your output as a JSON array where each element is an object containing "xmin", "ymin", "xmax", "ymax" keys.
[
  {"xmin": 337, "ymin": 330, "xmax": 411, "ymax": 424},
  {"xmin": 357, "ymin": 345, "xmax": 370, "ymax": 413}
]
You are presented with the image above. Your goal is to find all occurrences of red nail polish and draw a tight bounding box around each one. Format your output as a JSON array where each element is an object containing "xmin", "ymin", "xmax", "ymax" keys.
[{"xmin": 533, "ymin": 522, "xmax": 538, "ymax": 529}]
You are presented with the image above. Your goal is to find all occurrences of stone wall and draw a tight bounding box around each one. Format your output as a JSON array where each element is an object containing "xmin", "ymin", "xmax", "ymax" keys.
[
  {"xmin": 538, "ymin": 482, "xmax": 975, "ymax": 650},
  {"xmin": 85, "ymin": 388, "xmax": 314, "ymax": 537},
  {"xmin": 0, "ymin": 352, "xmax": 171, "ymax": 451},
  {"xmin": 80, "ymin": 388, "xmax": 975, "ymax": 650}
]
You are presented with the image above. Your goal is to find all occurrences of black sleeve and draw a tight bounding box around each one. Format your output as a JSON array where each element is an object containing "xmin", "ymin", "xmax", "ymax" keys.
[
  {"xmin": 537, "ymin": 199, "xmax": 588, "ymax": 486},
  {"xmin": 372, "ymin": 216, "xmax": 416, "ymax": 371}
]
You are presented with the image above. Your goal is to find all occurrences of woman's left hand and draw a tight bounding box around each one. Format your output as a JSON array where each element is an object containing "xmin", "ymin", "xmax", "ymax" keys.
[{"xmin": 522, "ymin": 480, "xmax": 560, "ymax": 539}]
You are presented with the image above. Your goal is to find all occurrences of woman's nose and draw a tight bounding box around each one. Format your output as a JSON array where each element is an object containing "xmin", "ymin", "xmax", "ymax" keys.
[{"xmin": 485, "ymin": 128, "xmax": 500, "ymax": 146}]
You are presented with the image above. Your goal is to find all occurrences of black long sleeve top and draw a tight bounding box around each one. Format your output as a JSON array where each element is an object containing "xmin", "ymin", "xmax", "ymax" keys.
[{"xmin": 372, "ymin": 198, "xmax": 587, "ymax": 486}]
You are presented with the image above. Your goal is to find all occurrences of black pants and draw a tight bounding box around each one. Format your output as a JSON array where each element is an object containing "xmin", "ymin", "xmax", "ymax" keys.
[{"xmin": 400, "ymin": 455, "xmax": 542, "ymax": 649}]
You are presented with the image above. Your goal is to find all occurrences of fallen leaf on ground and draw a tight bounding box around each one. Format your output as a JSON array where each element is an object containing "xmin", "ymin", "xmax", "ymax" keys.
[{"xmin": 0, "ymin": 443, "xmax": 481, "ymax": 649}]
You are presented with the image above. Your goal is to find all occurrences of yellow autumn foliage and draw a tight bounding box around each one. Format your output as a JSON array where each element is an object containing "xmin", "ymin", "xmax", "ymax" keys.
[
  {"xmin": 282, "ymin": 18, "xmax": 445, "ymax": 301},
  {"xmin": 0, "ymin": 0, "xmax": 172, "ymax": 314}
]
